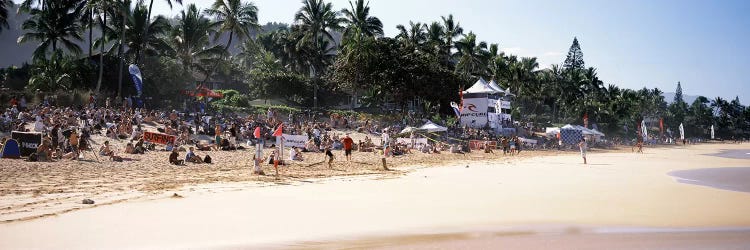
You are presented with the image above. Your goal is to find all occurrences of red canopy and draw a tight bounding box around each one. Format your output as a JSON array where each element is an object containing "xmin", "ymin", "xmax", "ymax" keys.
[{"xmin": 181, "ymin": 86, "xmax": 223, "ymax": 98}]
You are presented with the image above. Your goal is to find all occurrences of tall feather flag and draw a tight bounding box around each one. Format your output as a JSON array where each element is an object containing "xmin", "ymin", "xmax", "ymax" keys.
[
  {"xmin": 710, "ymin": 125, "xmax": 715, "ymax": 139},
  {"xmin": 679, "ymin": 123, "xmax": 685, "ymax": 140},
  {"xmin": 450, "ymin": 102, "xmax": 461, "ymax": 118},
  {"xmin": 272, "ymin": 123, "xmax": 283, "ymax": 137},
  {"xmin": 253, "ymin": 126, "xmax": 261, "ymax": 139},
  {"xmin": 128, "ymin": 64, "xmax": 143, "ymax": 97},
  {"xmin": 641, "ymin": 120, "xmax": 648, "ymax": 140},
  {"xmin": 659, "ymin": 118, "xmax": 664, "ymax": 136}
]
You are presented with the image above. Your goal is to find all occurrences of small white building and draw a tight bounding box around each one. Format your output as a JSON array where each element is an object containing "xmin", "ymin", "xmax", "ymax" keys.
[{"xmin": 461, "ymin": 78, "xmax": 514, "ymax": 131}]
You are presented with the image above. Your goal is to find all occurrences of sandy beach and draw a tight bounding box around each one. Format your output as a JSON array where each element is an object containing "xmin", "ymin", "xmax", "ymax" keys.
[{"xmin": 0, "ymin": 142, "xmax": 749, "ymax": 249}]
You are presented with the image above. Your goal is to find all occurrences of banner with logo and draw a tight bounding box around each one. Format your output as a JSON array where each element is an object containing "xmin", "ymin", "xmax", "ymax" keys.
[
  {"xmin": 276, "ymin": 134, "xmax": 307, "ymax": 148},
  {"xmin": 143, "ymin": 131, "xmax": 176, "ymax": 145},
  {"xmin": 11, "ymin": 131, "xmax": 42, "ymax": 156},
  {"xmin": 460, "ymin": 97, "xmax": 488, "ymax": 128},
  {"xmin": 129, "ymin": 64, "xmax": 143, "ymax": 97}
]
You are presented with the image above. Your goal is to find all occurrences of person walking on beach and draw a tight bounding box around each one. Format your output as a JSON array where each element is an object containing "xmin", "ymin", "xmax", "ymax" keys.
[{"xmin": 578, "ymin": 138, "xmax": 588, "ymax": 165}]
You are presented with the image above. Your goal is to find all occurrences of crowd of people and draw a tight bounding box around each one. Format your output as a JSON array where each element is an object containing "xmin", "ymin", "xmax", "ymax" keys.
[{"xmin": 1, "ymin": 94, "xmax": 556, "ymax": 177}]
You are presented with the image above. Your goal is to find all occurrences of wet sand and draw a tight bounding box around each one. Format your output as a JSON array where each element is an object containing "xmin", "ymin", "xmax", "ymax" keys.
[
  {"xmin": 669, "ymin": 167, "xmax": 750, "ymax": 193},
  {"xmin": 0, "ymin": 143, "xmax": 749, "ymax": 249}
]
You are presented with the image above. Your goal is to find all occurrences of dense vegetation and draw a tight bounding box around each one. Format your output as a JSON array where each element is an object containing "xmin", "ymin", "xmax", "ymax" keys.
[{"xmin": 0, "ymin": 0, "xmax": 748, "ymax": 139}]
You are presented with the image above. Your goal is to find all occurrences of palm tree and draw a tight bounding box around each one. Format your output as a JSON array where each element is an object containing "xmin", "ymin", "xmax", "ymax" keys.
[
  {"xmin": 340, "ymin": 0, "xmax": 382, "ymax": 108},
  {"xmin": 395, "ymin": 21, "xmax": 426, "ymax": 47},
  {"xmin": 169, "ymin": 4, "xmax": 223, "ymax": 75},
  {"xmin": 341, "ymin": 0, "xmax": 382, "ymax": 40},
  {"xmin": 203, "ymin": 0, "xmax": 260, "ymax": 82},
  {"xmin": 441, "ymin": 14, "xmax": 462, "ymax": 50},
  {"xmin": 294, "ymin": 0, "xmax": 342, "ymax": 107},
  {"xmin": 142, "ymin": 0, "xmax": 182, "ymax": 59},
  {"xmin": 17, "ymin": 1, "xmax": 84, "ymax": 60},
  {"xmin": 0, "ymin": 0, "xmax": 10, "ymax": 33},
  {"xmin": 294, "ymin": 0, "xmax": 342, "ymax": 46},
  {"xmin": 452, "ymin": 32, "xmax": 489, "ymax": 79},
  {"xmin": 103, "ymin": 1, "xmax": 171, "ymax": 63},
  {"xmin": 86, "ymin": 0, "xmax": 117, "ymax": 94}
]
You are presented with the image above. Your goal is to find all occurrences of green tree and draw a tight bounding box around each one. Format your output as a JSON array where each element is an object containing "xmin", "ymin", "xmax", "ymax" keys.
[
  {"xmin": 203, "ymin": 0, "xmax": 260, "ymax": 82},
  {"xmin": 563, "ymin": 37, "xmax": 584, "ymax": 70},
  {"xmin": 339, "ymin": 0, "xmax": 382, "ymax": 108},
  {"xmin": 453, "ymin": 32, "xmax": 489, "ymax": 80},
  {"xmin": 668, "ymin": 81, "xmax": 689, "ymax": 132},
  {"xmin": 169, "ymin": 4, "xmax": 223, "ymax": 75},
  {"xmin": 395, "ymin": 21, "xmax": 426, "ymax": 47},
  {"xmin": 440, "ymin": 14, "xmax": 462, "ymax": 51},
  {"xmin": 142, "ymin": 0, "xmax": 182, "ymax": 61},
  {"xmin": 294, "ymin": 0, "xmax": 342, "ymax": 107},
  {"xmin": 17, "ymin": 1, "xmax": 84, "ymax": 60}
]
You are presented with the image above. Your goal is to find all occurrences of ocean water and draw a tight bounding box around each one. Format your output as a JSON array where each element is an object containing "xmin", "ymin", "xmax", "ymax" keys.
[
  {"xmin": 669, "ymin": 167, "xmax": 750, "ymax": 193},
  {"xmin": 707, "ymin": 149, "xmax": 750, "ymax": 159}
]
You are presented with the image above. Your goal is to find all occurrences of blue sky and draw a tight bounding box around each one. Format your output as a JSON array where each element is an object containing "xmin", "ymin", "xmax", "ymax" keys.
[{"xmin": 149, "ymin": 0, "xmax": 749, "ymax": 104}]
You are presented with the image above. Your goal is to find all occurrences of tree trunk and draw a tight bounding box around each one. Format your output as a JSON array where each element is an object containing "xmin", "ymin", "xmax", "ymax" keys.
[
  {"xmin": 95, "ymin": 11, "xmax": 106, "ymax": 94},
  {"xmin": 117, "ymin": 1, "xmax": 126, "ymax": 99},
  {"xmin": 88, "ymin": 12, "xmax": 93, "ymax": 57},
  {"xmin": 140, "ymin": 0, "xmax": 155, "ymax": 64}
]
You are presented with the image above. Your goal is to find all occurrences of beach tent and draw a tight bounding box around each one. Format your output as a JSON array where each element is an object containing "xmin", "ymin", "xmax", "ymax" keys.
[
  {"xmin": 1, "ymin": 139, "xmax": 21, "ymax": 159},
  {"xmin": 463, "ymin": 78, "xmax": 501, "ymax": 94},
  {"xmin": 487, "ymin": 79, "xmax": 506, "ymax": 94},
  {"xmin": 399, "ymin": 126, "xmax": 422, "ymax": 134},
  {"xmin": 419, "ymin": 120, "xmax": 448, "ymax": 132}
]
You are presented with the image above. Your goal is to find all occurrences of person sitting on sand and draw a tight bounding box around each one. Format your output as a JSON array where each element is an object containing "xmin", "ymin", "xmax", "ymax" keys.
[
  {"xmin": 36, "ymin": 139, "xmax": 53, "ymax": 162},
  {"xmin": 125, "ymin": 142, "xmax": 135, "ymax": 154},
  {"xmin": 289, "ymin": 146, "xmax": 302, "ymax": 161},
  {"xmin": 169, "ymin": 148, "xmax": 183, "ymax": 165},
  {"xmin": 484, "ymin": 140, "xmax": 494, "ymax": 153},
  {"xmin": 185, "ymin": 147, "xmax": 204, "ymax": 163},
  {"xmin": 99, "ymin": 141, "xmax": 114, "ymax": 156}
]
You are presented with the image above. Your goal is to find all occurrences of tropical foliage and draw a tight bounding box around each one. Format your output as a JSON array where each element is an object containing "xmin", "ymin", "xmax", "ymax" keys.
[{"xmin": 0, "ymin": 0, "xmax": 747, "ymax": 140}]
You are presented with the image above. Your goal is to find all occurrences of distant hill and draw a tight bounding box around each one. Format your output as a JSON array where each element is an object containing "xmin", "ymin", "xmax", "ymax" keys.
[{"xmin": 663, "ymin": 92, "xmax": 699, "ymax": 105}]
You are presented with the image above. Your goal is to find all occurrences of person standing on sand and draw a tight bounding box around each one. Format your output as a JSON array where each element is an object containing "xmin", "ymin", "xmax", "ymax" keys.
[
  {"xmin": 578, "ymin": 138, "xmax": 588, "ymax": 165},
  {"xmin": 381, "ymin": 145, "xmax": 390, "ymax": 170},
  {"xmin": 324, "ymin": 146, "xmax": 334, "ymax": 169},
  {"xmin": 272, "ymin": 148, "xmax": 281, "ymax": 176},
  {"xmin": 341, "ymin": 133, "xmax": 354, "ymax": 162}
]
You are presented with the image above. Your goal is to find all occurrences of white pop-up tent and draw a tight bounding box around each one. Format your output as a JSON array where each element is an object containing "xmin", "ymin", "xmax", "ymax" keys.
[
  {"xmin": 487, "ymin": 79, "xmax": 506, "ymax": 94},
  {"xmin": 561, "ymin": 124, "xmax": 606, "ymax": 137},
  {"xmin": 419, "ymin": 120, "xmax": 448, "ymax": 132},
  {"xmin": 463, "ymin": 78, "xmax": 502, "ymax": 94}
]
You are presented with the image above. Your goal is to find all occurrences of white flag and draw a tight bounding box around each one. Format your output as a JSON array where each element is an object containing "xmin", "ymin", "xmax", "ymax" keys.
[
  {"xmin": 679, "ymin": 123, "xmax": 685, "ymax": 140},
  {"xmin": 710, "ymin": 125, "xmax": 715, "ymax": 139},
  {"xmin": 641, "ymin": 120, "xmax": 648, "ymax": 140}
]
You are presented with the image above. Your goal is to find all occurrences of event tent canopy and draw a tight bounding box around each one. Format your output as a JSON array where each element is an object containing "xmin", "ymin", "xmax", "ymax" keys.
[
  {"xmin": 419, "ymin": 120, "xmax": 448, "ymax": 132},
  {"xmin": 561, "ymin": 124, "xmax": 606, "ymax": 137},
  {"xmin": 463, "ymin": 78, "xmax": 502, "ymax": 94},
  {"xmin": 399, "ymin": 126, "xmax": 423, "ymax": 134},
  {"xmin": 487, "ymin": 79, "xmax": 506, "ymax": 94}
]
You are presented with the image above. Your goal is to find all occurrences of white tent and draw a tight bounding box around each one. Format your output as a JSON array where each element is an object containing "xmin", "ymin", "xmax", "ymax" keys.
[
  {"xmin": 561, "ymin": 124, "xmax": 605, "ymax": 137},
  {"xmin": 399, "ymin": 126, "xmax": 422, "ymax": 134},
  {"xmin": 419, "ymin": 120, "xmax": 448, "ymax": 132},
  {"xmin": 463, "ymin": 78, "xmax": 501, "ymax": 94},
  {"xmin": 487, "ymin": 79, "xmax": 506, "ymax": 94}
]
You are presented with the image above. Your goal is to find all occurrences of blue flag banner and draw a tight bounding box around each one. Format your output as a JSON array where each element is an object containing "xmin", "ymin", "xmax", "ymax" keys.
[{"xmin": 129, "ymin": 64, "xmax": 143, "ymax": 97}]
